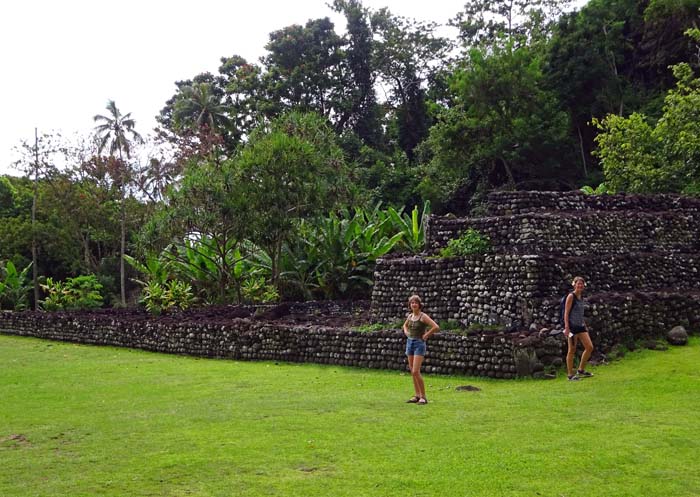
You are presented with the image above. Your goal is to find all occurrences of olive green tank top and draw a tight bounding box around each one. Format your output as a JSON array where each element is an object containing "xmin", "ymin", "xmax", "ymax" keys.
[{"xmin": 406, "ymin": 313, "xmax": 429, "ymax": 339}]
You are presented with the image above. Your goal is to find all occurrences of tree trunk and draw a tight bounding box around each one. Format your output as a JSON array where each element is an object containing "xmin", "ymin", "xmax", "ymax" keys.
[
  {"xmin": 576, "ymin": 123, "xmax": 588, "ymax": 178},
  {"xmin": 498, "ymin": 157, "xmax": 516, "ymax": 189},
  {"xmin": 83, "ymin": 232, "xmax": 91, "ymax": 270},
  {"xmin": 32, "ymin": 128, "xmax": 39, "ymax": 309},
  {"xmin": 118, "ymin": 148, "xmax": 126, "ymax": 307}
]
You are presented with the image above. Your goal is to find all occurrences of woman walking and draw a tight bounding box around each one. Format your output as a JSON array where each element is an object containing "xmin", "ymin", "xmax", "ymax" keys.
[
  {"xmin": 564, "ymin": 276, "xmax": 594, "ymax": 381},
  {"xmin": 403, "ymin": 295, "xmax": 440, "ymax": 404}
]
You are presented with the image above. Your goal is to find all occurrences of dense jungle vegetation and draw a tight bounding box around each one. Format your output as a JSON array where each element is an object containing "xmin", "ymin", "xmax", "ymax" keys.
[{"xmin": 1, "ymin": 0, "xmax": 699, "ymax": 309}]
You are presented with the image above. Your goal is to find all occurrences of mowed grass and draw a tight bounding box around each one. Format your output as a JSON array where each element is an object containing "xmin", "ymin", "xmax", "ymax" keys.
[{"xmin": 1, "ymin": 335, "xmax": 699, "ymax": 497}]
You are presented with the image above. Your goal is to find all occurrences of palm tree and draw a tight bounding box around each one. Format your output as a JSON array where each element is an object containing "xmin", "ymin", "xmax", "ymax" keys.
[
  {"xmin": 173, "ymin": 82, "xmax": 231, "ymax": 135},
  {"xmin": 138, "ymin": 157, "xmax": 181, "ymax": 202},
  {"xmin": 94, "ymin": 100, "xmax": 144, "ymax": 306}
]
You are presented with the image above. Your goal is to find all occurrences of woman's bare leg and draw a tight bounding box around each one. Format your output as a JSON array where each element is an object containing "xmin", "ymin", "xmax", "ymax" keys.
[
  {"xmin": 411, "ymin": 355, "xmax": 426, "ymax": 399},
  {"xmin": 566, "ymin": 336, "xmax": 577, "ymax": 376},
  {"xmin": 577, "ymin": 333, "xmax": 594, "ymax": 372}
]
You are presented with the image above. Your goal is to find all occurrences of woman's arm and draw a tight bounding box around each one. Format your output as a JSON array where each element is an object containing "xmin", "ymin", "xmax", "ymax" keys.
[
  {"xmin": 403, "ymin": 317, "xmax": 410, "ymax": 337},
  {"xmin": 564, "ymin": 294, "xmax": 574, "ymax": 337},
  {"xmin": 420, "ymin": 314, "xmax": 440, "ymax": 340}
]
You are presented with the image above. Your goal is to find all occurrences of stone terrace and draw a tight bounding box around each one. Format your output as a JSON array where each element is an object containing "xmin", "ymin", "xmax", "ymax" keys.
[
  {"xmin": 3, "ymin": 191, "xmax": 698, "ymax": 380},
  {"xmin": 372, "ymin": 191, "xmax": 700, "ymax": 351}
]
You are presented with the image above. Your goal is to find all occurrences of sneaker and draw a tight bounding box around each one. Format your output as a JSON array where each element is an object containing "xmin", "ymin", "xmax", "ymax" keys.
[
  {"xmin": 568, "ymin": 374, "xmax": 580, "ymax": 381},
  {"xmin": 577, "ymin": 370, "xmax": 593, "ymax": 378}
]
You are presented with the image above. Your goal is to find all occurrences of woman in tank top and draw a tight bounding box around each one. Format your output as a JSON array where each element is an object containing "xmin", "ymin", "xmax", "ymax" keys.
[
  {"xmin": 564, "ymin": 276, "xmax": 595, "ymax": 381},
  {"xmin": 403, "ymin": 295, "xmax": 440, "ymax": 404}
]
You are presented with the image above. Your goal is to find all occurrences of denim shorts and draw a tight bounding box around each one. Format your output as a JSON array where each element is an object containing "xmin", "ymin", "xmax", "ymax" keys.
[
  {"xmin": 406, "ymin": 338, "xmax": 426, "ymax": 356},
  {"xmin": 569, "ymin": 324, "xmax": 587, "ymax": 335}
]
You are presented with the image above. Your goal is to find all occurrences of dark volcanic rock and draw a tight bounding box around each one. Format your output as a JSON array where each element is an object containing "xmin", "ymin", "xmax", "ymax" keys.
[{"xmin": 667, "ymin": 325, "xmax": 688, "ymax": 346}]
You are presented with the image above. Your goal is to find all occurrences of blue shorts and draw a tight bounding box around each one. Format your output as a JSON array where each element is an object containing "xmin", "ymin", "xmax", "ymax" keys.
[
  {"xmin": 569, "ymin": 324, "xmax": 587, "ymax": 335},
  {"xmin": 406, "ymin": 338, "xmax": 426, "ymax": 356}
]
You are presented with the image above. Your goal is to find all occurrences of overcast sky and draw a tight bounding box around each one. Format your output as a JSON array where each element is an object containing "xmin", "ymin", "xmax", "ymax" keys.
[{"xmin": 0, "ymin": 0, "xmax": 584, "ymax": 176}]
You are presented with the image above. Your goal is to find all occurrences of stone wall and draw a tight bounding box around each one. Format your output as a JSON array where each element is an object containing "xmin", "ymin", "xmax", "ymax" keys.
[
  {"xmin": 371, "ymin": 253, "xmax": 700, "ymax": 326},
  {"xmin": 5, "ymin": 192, "xmax": 696, "ymax": 380},
  {"xmin": 536, "ymin": 292, "xmax": 700, "ymax": 351},
  {"xmin": 373, "ymin": 191, "xmax": 700, "ymax": 354},
  {"xmin": 0, "ymin": 310, "xmax": 562, "ymax": 379},
  {"xmin": 484, "ymin": 191, "xmax": 700, "ymax": 216},
  {"xmin": 426, "ymin": 211, "xmax": 700, "ymax": 255},
  {"xmin": 371, "ymin": 254, "xmax": 542, "ymax": 324}
]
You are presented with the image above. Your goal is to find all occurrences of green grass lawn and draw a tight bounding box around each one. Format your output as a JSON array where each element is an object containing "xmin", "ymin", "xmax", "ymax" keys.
[{"xmin": 1, "ymin": 334, "xmax": 698, "ymax": 497}]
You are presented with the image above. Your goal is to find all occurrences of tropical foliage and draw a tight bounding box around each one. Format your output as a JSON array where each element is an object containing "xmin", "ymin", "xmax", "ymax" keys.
[
  {"xmin": 40, "ymin": 275, "xmax": 104, "ymax": 311},
  {"xmin": 140, "ymin": 280, "xmax": 194, "ymax": 316},
  {"xmin": 0, "ymin": 261, "xmax": 32, "ymax": 311},
  {"xmin": 438, "ymin": 229, "xmax": 491, "ymax": 257},
  {"xmin": 594, "ymin": 55, "xmax": 700, "ymax": 195},
  {"xmin": 3, "ymin": 0, "xmax": 699, "ymax": 310},
  {"xmin": 280, "ymin": 206, "xmax": 402, "ymax": 300}
]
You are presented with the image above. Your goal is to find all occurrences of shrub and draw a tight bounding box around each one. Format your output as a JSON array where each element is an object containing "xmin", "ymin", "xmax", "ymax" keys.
[
  {"xmin": 40, "ymin": 275, "xmax": 104, "ymax": 311},
  {"xmin": 580, "ymin": 183, "xmax": 613, "ymax": 195},
  {"xmin": 241, "ymin": 276, "xmax": 279, "ymax": 304},
  {"xmin": 0, "ymin": 261, "xmax": 33, "ymax": 311},
  {"xmin": 141, "ymin": 280, "xmax": 194, "ymax": 316},
  {"xmin": 353, "ymin": 321, "xmax": 404, "ymax": 333},
  {"xmin": 439, "ymin": 229, "xmax": 490, "ymax": 257}
]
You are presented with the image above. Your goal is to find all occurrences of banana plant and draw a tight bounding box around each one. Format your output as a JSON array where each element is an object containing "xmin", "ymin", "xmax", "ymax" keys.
[
  {"xmin": 280, "ymin": 225, "xmax": 322, "ymax": 301},
  {"xmin": 0, "ymin": 261, "xmax": 33, "ymax": 311},
  {"xmin": 163, "ymin": 236, "xmax": 250, "ymax": 304},
  {"xmin": 123, "ymin": 254, "xmax": 172, "ymax": 286},
  {"xmin": 281, "ymin": 205, "xmax": 404, "ymax": 300},
  {"xmin": 387, "ymin": 200, "xmax": 431, "ymax": 253}
]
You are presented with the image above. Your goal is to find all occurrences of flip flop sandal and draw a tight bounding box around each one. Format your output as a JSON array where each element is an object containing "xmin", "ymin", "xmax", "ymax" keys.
[
  {"xmin": 417, "ymin": 398, "xmax": 428, "ymax": 405},
  {"xmin": 406, "ymin": 396, "xmax": 420, "ymax": 403}
]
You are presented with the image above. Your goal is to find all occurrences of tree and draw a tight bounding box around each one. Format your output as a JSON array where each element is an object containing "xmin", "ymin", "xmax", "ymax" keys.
[
  {"xmin": 261, "ymin": 18, "xmax": 347, "ymax": 125},
  {"xmin": 12, "ymin": 130, "xmax": 62, "ymax": 308},
  {"xmin": 236, "ymin": 112, "xmax": 352, "ymax": 289},
  {"xmin": 544, "ymin": 0, "xmax": 699, "ymax": 177},
  {"xmin": 93, "ymin": 100, "xmax": 144, "ymax": 306},
  {"xmin": 422, "ymin": 43, "xmax": 573, "ymax": 212},
  {"xmin": 451, "ymin": 0, "xmax": 573, "ymax": 48},
  {"xmin": 172, "ymin": 81, "xmax": 234, "ymax": 160},
  {"xmin": 157, "ymin": 72, "xmax": 237, "ymax": 166},
  {"xmin": 153, "ymin": 159, "xmax": 254, "ymax": 303},
  {"xmin": 135, "ymin": 156, "xmax": 181, "ymax": 203},
  {"xmin": 0, "ymin": 176, "xmax": 33, "ymax": 273},
  {"xmin": 332, "ymin": 0, "xmax": 384, "ymax": 147},
  {"xmin": 594, "ymin": 58, "xmax": 700, "ymax": 194},
  {"xmin": 46, "ymin": 167, "xmax": 120, "ymax": 277},
  {"xmin": 371, "ymin": 9, "xmax": 453, "ymax": 161},
  {"xmin": 638, "ymin": 0, "xmax": 700, "ymax": 90},
  {"xmin": 219, "ymin": 55, "xmax": 267, "ymax": 139},
  {"xmin": 0, "ymin": 176, "xmax": 17, "ymax": 218},
  {"xmin": 0, "ymin": 173, "xmax": 115, "ymax": 294}
]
